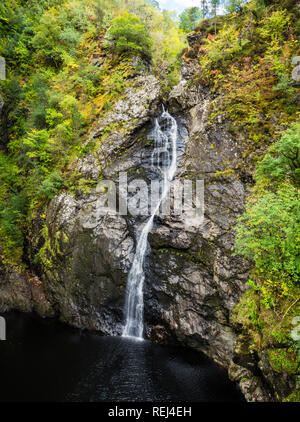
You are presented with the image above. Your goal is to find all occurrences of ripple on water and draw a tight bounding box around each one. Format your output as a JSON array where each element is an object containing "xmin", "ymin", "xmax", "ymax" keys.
[{"xmin": 0, "ymin": 312, "xmax": 245, "ymax": 402}]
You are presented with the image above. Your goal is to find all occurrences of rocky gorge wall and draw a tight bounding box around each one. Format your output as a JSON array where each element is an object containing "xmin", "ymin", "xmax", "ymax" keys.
[{"xmin": 0, "ymin": 39, "xmax": 290, "ymax": 402}]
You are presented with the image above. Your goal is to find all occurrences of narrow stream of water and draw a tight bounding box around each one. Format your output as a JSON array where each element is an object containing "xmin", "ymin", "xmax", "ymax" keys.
[{"xmin": 123, "ymin": 109, "xmax": 178, "ymax": 339}]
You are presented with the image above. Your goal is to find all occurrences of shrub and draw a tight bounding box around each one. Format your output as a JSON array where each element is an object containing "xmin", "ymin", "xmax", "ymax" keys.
[
  {"xmin": 256, "ymin": 123, "xmax": 300, "ymax": 188},
  {"xmin": 37, "ymin": 171, "xmax": 63, "ymax": 200}
]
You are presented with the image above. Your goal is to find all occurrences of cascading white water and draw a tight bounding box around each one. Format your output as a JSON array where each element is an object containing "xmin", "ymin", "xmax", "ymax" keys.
[{"xmin": 122, "ymin": 109, "xmax": 178, "ymax": 340}]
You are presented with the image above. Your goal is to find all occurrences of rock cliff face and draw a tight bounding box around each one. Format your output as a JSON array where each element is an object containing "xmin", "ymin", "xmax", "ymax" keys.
[{"xmin": 0, "ymin": 45, "xmax": 282, "ymax": 401}]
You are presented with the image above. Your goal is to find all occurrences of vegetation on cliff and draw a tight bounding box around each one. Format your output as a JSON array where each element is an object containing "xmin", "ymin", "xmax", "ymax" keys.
[
  {"xmin": 188, "ymin": 1, "xmax": 299, "ymax": 163},
  {"xmin": 0, "ymin": 0, "xmax": 185, "ymax": 264},
  {"xmin": 183, "ymin": 0, "xmax": 300, "ymax": 401},
  {"xmin": 233, "ymin": 122, "xmax": 300, "ymax": 401}
]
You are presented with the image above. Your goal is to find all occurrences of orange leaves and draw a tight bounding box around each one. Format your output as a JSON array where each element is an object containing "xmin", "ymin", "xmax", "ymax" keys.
[{"xmin": 26, "ymin": 271, "xmax": 42, "ymax": 287}]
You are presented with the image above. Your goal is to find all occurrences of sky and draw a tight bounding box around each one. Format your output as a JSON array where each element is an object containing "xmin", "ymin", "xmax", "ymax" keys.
[
  {"xmin": 159, "ymin": 0, "xmax": 200, "ymax": 14},
  {"xmin": 158, "ymin": 0, "xmax": 227, "ymax": 16}
]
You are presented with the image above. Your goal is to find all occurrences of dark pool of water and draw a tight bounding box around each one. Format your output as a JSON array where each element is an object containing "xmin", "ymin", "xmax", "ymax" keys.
[{"xmin": 0, "ymin": 312, "xmax": 245, "ymax": 402}]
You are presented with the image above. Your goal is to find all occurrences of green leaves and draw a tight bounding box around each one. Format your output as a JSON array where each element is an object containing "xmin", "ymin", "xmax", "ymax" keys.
[
  {"xmin": 235, "ymin": 125, "xmax": 300, "ymax": 308},
  {"xmin": 0, "ymin": 190, "xmax": 27, "ymax": 262},
  {"xmin": 259, "ymin": 9, "xmax": 291, "ymax": 42},
  {"xmin": 105, "ymin": 12, "xmax": 152, "ymax": 59},
  {"xmin": 256, "ymin": 123, "xmax": 300, "ymax": 188},
  {"xmin": 179, "ymin": 7, "xmax": 202, "ymax": 32},
  {"xmin": 21, "ymin": 129, "xmax": 52, "ymax": 169},
  {"xmin": 31, "ymin": 1, "xmax": 93, "ymax": 68},
  {"xmin": 37, "ymin": 171, "xmax": 63, "ymax": 200}
]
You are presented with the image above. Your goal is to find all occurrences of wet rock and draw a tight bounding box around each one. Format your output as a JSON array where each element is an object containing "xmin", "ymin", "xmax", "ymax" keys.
[
  {"xmin": 0, "ymin": 263, "xmax": 53, "ymax": 316},
  {"xmin": 257, "ymin": 350, "xmax": 297, "ymax": 400},
  {"xmin": 39, "ymin": 192, "xmax": 135, "ymax": 334},
  {"xmin": 92, "ymin": 74, "xmax": 161, "ymax": 164}
]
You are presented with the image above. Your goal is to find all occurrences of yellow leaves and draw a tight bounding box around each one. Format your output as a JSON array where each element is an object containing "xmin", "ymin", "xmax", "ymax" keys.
[
  {"xmin": 80, "ymin": 103, "xmax": 93, "ymax": 120},
  {"xmin": 65, "ymin": 61, "xmax": 79, "ymax": 71},
  {"xmin": 93, "ymin": 92, "xmax": 112, "ymax": 114}
]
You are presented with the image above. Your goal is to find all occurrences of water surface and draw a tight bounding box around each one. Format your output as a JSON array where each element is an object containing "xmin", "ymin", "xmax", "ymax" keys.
[{"xmin": 0, "ymin": 312, "xmax": 244, "ymax": 402}]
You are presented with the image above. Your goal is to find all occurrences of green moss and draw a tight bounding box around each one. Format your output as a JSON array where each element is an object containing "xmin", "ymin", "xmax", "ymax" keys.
[
  {"xmin": 231, "ymin": 289, "xmax": 263, "ymax": 335},
  {"xmin": 35, "ymin": 224, "xmax": 69, "ymax": 270},
  {"xmin": 214, "ymin": 168, "xmax": 235, "ymax": 179},
  {"xmin": 268, "ymin": 348, "xmax": 299, "ymax": 374},
  {"xmin": 283, "ymin": 388, "xmax": 300, "ymax": 402},
  {"xmin": 232, "ymin": 285, "xmax": 300, "ymax": 399},
  {"xmin": 156, "ymin": 246, "xmax": 213, "ymax": 269}
]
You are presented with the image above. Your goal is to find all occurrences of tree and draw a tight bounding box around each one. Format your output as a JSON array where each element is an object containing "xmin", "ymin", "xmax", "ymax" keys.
[
  {"xmin": 37, "ymin": 171, "xmax": 63, "ymax": 199},
  {"xmin": 200, "ymin": 0, "xmax": 209, "ymax": 19},
  {"xmin": 146, "ymin": 0, "xmax": 159, "ymax": 9},
  {"xmin": 93, "ymin": 0, "xmax": 106, "ymax": 35},
  {"xmin": 179, "ymin": 7, "xmax": 202, "ymax": 32},
  {"xmin": 235, "ymin": 184, "xmax": 299, "ymax": 307},
  {"xmin": 225, "ymin": 0, "xmax": 245, "ymax": 14},
  {"xmin": 105, "ymin": 12, "xmax": 152, "ymax": 58},
  {"xmin": 211, "ymin": 0, "xmax": 220, "ymax": 34},
  {"xmin": 92, "ymin": 0, "xmax": 114, "ymax": 35}
]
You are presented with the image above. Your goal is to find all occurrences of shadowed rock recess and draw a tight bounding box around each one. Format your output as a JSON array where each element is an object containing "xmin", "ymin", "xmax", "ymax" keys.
[{"xmin": 0, "ymin": 36, "xmax": 293, "ymax": 402}]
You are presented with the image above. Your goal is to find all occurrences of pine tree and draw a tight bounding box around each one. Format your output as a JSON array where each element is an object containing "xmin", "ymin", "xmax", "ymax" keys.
[
  {"xmin": 179, "ymin": 7, "xmax": 202, "ymax": 32},
  {"xmin": 200, "ymin": 0, "xmax": 209, "ymax": 18},
  {"xmin": 211, "ymin": 0, "xmax": 220, "ymax": 34}
]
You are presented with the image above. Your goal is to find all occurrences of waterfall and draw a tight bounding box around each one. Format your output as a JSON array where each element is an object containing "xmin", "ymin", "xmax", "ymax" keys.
[{"xmin": 122, "ymin": 109, "xmax": 178, "ymax": 340}]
